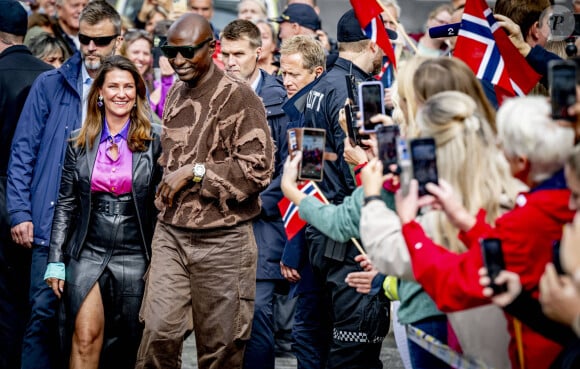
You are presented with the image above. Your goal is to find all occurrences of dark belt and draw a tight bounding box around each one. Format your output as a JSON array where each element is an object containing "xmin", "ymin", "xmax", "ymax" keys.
[{"xmin": 92, "ymin": 194, "xmax": 135, "ymax": 216}]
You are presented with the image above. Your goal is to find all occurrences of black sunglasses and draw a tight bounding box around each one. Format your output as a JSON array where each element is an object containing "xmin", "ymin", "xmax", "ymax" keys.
[
  {"xmin": 160, "ymin": 38, "xmax": 214, "ymax": 59},
  {"xmin": 79, "ymin": 34, "xmax": 118, "ymax": 46}
]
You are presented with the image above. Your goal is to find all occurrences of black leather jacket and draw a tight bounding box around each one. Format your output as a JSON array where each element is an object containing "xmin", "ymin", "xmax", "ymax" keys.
[{"xmin": 48, "ymin": 124, "xmax": 163, "ymax": 263}]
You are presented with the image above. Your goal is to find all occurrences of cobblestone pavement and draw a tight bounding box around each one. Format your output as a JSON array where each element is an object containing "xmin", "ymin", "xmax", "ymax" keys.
[{"xmin": 181, "ymin": 329, "xmax": 405, "ymax": 369}]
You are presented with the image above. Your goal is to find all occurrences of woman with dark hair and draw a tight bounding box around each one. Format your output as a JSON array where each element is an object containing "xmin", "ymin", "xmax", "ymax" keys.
[
  {"xmin": 255, "ymin": 19, "xmax": 279, "ymax": 75},
  {"xmin": 120, "ymin": 28, "xmax": 175, "ymax": 120},
  {"xmin": 120, "ymin": 29, "xmax": 155, "ymax": 92},
  {"xmin": 28, "ymin": 32, "xmax": 69, "ymax": 68},
  {"xmin": 43, "ymin": 55, "xmax": 162, "ymax": 369}
]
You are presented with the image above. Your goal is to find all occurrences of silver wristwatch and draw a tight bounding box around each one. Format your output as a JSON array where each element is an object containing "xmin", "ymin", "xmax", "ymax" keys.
[{"xmin": 192, "ymin": 163, "xmax": 206, "ymax": 183}]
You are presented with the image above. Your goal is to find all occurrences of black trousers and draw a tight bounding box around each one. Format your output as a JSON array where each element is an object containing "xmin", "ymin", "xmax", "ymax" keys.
[
  {"xmin": 0, "ymin": 176, "xmax": 32, "ymax": 369},
  {"xmin": 305, "ymin": 225, "xmax": 390, "ymax": 369}
]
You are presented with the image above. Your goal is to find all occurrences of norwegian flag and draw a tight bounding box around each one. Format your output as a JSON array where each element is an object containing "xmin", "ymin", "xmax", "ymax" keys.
[
  {"xmin": 453, "ymin": 0, "xmax": 540, "ymax": 103},
  {"xmin": 350, "ymin": 0, "xmax": 397, "ymax": 69},
  {"xmin": 277, "ymin": 181, "xmax": 324, "ymax": 240}
]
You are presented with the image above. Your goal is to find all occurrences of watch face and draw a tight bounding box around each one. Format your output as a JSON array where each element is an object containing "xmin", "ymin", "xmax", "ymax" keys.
[{"xmin": 194, "ymin": 164, "xmax": 205, "ymax": 176}]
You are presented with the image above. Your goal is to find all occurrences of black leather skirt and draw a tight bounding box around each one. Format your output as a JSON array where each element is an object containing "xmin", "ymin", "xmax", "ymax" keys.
[{"xmin": 62, "ymin": 192, "xmax": 147, "ymax": 368}]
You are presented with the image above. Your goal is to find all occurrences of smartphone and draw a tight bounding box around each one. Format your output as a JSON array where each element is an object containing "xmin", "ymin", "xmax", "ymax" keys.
[
  {"xmin": 344, "ymin": 103, "xmax": 357, "ymax": 147},
  {"xmin": 552, "ymin": 241, "xmax": 566, "ymax": 275},
  {"xmin": 409, "ymin": 138, "xmax": 438, "ymax": 196},
  {"xmin": 358, "ymin": 81, "xmax": 385, "ymax": 133},
  {"xmin": 397, "ymin": 138, "xmax": 411, "ymax": 196},
  {"xmin": 480, "ymin": 238, "xmax": 508, "ymax": 294},
  {"xmin": 377, "ymin": 125, "xmax": 400, "ymax": 174},
  {"xmin": 299, "ymin": 128, "xmax": 326, "ymax": 181},
  {"xmin": 548, "ymin": 60, "xmax": 577, "ymax": 122},
  {"xmin": 345, "ymin": 74, "xmax": 358, "ymax": 107},
  {"xmin": 287, "ymin": 128, "xmax": 299, "ymax": 159},
  {"xmin": 345, "ymin": 103, "xmax": 369, "ymax": 148}
]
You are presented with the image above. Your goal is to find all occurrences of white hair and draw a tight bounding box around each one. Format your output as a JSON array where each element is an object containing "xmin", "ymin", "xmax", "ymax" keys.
[
  {"xmin": 238, "ymin": 0, "xmax": 267, "ymax": 15},
  {"xmin": 381, "ymin": 0, "xmax": 401, "ymax": 18},
  {"xmin": 497, "ymin": 96, "xmax": 575, "ymax": 183}
]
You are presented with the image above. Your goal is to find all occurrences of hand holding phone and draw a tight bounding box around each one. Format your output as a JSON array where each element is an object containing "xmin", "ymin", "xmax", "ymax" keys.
[
  {"xmin": 358, "ymin": 81, "xmax": 385, "ymax": 133},
  {"xmin": 480, "ymin": 238, "xmax": 508, "ymax": 294},
  {"xmin": 548, "ymin": 60, "xmax": 577, "ymax": 122},
  {"xmin": 409, "ymin": 138, "xmax": 438, "ymax": 196},
  {"xmin": 299, "ymin": 128, "xmax": 326, "ymax": 182}
]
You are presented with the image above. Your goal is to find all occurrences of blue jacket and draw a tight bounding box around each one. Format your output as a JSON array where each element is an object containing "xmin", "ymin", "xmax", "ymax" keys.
[
  {"xmin": 253, "ymin": 69, "xmax": 290, "ymax": 280},
  {"xmin": 7, "ymin": 51, "xmax": 83, "ymax": 247},
  {"xmin": 303, "ymin": 57, "xmax": 373, "ymax": 204},
  {"xmin": 526, "ymin": 45, "xmax": 562, "ymax": 88}
]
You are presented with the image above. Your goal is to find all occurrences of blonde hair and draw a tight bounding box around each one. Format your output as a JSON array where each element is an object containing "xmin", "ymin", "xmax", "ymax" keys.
[
  {"xmin": 280, "ymin": 35, "xmax": 326, "ymax": 71},
  {"xmin": 413, "ymin": 57, "xmax": 497, "ymax": 133},
  {"xmin": 417, "ymin": 91, "xmax": 520, "ymax": 252},
  {"xmin": 393, "ymin": 55, "xmax": 430, "ymax": 138}
]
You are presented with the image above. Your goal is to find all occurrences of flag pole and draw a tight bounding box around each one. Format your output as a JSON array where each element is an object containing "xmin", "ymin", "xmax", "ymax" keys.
[
  {"xmin": 309, "ymin": 181, "xmax": 367, "ymax": 256},
  {"xmin": 377, "ymin": 1, "xmax": 419, "ymax": 55}
]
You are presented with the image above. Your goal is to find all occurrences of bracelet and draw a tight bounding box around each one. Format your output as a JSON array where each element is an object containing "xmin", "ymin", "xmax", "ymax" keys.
[{"xmin": 363, "ymin": 195, "xmax": 382, "ymax": 206}]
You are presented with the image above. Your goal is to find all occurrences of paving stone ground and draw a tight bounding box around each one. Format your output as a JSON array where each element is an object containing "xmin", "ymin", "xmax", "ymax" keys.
[{"xmin": 181, "ymin": 328, "xmax": 405, "ymax": 369}]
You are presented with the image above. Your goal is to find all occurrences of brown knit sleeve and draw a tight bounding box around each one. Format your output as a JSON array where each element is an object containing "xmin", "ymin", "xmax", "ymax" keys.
[{"xmin": 199, "ymin": 86, "xmax": 274, "ymax": 208}]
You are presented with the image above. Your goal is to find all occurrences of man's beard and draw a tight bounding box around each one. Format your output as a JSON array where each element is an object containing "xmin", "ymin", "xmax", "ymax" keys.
[
  {"xmin": 372, "ymin": 54, "xmax": 383, "ymax": 75},
  {"xmin": 84, "ymin": 48, "xmax": 115, "ymax": 72},
  {"xmin": 84, "ymin": 58, "xmax": 101, "ymax": 71}
]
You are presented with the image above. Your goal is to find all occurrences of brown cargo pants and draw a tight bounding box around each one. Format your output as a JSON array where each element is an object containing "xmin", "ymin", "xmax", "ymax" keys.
[{"xmin": 135, "ymin": 220, "xmax": 257, "ymax": 369}]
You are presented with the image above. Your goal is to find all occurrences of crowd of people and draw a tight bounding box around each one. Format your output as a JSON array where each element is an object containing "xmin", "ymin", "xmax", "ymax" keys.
[{"xmin": 2, "ymin": 0, "xmax": 580, "ymax": 369}]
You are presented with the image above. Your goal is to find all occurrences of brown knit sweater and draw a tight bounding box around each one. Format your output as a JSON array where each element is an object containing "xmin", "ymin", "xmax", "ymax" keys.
[{"xmin": 156, "ymin": 66, "xmax": 274, "ymax": 229}]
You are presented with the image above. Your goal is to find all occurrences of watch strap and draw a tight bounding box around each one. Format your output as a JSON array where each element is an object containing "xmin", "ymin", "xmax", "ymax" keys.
[{"xmin": 363, "ymin": 195, "xmax": 383, "ymax": 206}]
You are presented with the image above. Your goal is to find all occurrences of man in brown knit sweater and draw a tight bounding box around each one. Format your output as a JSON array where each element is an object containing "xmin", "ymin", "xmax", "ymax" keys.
[{"xmin": 135, "ymin": 13, "xmax": 274, "ymax": 369}]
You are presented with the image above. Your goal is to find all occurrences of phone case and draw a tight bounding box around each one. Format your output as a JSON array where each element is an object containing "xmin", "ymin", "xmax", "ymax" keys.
[
  {"xmin": 287, "ymin": 128, "xmax": 301, "ymax": 159},
  {"xmin": 377, "ymin": 125, "xmax": 400, "ymax": 171},
  {"xmin": 299, "ymin": 128, "xmax": 326, "ymax": 181},
  {"xmin": 397, "ymin": 138, "xmax": 411, "ymax": 197},
  {"xmin": 480, "ymin": 238, "xmax": 507, "ymax": 294},
  {"xmin": 409, "ymin": 137, "xmax": 438, "ymax": 196},
  {"xmin": 548, "ymin": 60, "xmax": 577, "ymax": 122},
  {"xmin": 358, "ymin": 81, "xmax": 385, "ymax": 133}
]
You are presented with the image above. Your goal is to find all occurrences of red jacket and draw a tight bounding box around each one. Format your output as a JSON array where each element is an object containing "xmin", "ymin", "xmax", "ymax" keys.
[{"xmin": 402, "ymin": 172, "xmax": 574, "ymax": 369}]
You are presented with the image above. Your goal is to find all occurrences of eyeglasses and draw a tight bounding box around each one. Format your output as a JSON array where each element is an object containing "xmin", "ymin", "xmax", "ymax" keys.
[
  {"xmin": 160, "ymin": 38, "xmax": 214, "ymax": 59},
  {"xmin": 79, "ymin": 34, "xmax": 118, "ymax": 46}
]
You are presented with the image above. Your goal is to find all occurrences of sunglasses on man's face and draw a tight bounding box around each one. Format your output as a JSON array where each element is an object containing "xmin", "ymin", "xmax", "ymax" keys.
[
  {"xmin": 160, "ymin": 38, "xmax": 214, "ymax": 59},
  {"xmin": 78, "ymin": 34, "xmax": 118, "ymax": 46}
]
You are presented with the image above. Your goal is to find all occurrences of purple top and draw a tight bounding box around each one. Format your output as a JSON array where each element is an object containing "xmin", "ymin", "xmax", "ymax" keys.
[
  {"xmin": 150, "ymin": 75, "xmax": 175, "ymax": 118},
  {"xmin": 90, "ymin": 119, "xmax": 133, "ymax": 195}
]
